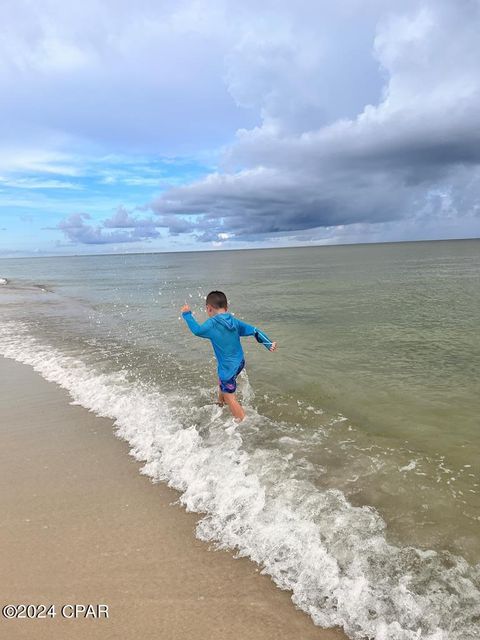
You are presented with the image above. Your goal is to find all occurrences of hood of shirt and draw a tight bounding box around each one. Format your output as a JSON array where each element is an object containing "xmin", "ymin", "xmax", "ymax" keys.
[{"xmin": 212, "ymin": 312, "xmax": 236, "ymax": 331}]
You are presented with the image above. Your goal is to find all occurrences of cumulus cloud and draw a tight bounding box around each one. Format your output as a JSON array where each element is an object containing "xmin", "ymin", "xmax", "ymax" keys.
[
  {"xmin": 149, "ymin": 0, "xmax": 480, "ymax": 243},
  {"xmin": 57, "ymin": 211, "xmax": 161, "ymax": 244},
  {"xmin": 56, "ymin": 202, "xmax": 206, "ymax": 245},
  {"xmin": 102, "ymin": 206, "xmax": 158, "ymax": 229}
]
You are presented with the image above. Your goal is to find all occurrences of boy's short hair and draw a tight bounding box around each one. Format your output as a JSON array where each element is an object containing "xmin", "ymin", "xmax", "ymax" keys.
[{"xmin": 206, "ymin": 290, "xmax": 228, "ymax": 309}]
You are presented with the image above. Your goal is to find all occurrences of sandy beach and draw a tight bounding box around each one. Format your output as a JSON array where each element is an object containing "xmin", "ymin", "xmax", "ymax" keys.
[{"xmin": 0, "ymin": 355, "xmax": 346, "ymax": 640}]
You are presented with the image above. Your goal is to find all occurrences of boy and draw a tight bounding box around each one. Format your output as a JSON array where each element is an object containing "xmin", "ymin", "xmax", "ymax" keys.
[{"xmin": 181, "ymin": 290, "xmax": 277, "ymax": 421}]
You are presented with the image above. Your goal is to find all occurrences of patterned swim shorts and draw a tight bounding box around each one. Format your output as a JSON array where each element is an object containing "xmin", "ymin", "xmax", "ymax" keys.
[{"xmin": 219, "ymin": 359, "xmax": 245, "ymax": 394}]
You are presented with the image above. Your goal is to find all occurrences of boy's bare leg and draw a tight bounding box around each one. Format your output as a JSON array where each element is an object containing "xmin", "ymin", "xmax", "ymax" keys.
[
  {"xmin": 223, "ymin": 392, "xmax": 245, "ymax": 422},
  {"xmin": 217, "ymin": 389, "xmax": 225, "ymax": 406}
]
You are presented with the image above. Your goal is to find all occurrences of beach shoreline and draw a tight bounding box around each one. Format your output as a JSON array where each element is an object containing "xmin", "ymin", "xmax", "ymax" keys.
[{"xmin": 0, "ymin": 355, "xmax": 345, "ymax": 640}]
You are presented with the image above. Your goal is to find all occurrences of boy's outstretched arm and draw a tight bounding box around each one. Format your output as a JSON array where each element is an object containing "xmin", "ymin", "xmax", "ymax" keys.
[
  {"xmin": 236, "ymin": 318, "xmax": 277, "ymax": 352},
  {"xmin": 181, "ymin": 304, "xmax": 214, "ymax": 338}
]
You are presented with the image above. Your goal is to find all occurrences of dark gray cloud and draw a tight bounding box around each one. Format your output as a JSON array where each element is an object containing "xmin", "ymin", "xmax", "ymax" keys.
[
  {"xmin": 154, "ymin": 215, "xmax": 196, "ymax": 236},
  {"xmin": 150, "ymin": 166, "xmax": 418, "ymax": 241},
  {"xmin": 148, "ymin": 0, "xmax": 480, "ymax": 243}
]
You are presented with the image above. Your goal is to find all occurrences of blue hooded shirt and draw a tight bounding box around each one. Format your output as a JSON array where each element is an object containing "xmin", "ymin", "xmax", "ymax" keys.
[{"xmin": 182, "ymin": 311, "xmax": 273, "ymax": 381}]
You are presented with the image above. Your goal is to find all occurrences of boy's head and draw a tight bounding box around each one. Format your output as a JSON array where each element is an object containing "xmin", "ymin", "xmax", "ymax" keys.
[{"xmin": 206, "ymin": 290, "xmax": 228, "ymax": 316}]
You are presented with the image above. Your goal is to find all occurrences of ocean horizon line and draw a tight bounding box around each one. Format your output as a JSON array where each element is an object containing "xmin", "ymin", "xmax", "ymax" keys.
[{"xmin": 1, "ymin": 235, "xmax": 479, "ymax": 261}]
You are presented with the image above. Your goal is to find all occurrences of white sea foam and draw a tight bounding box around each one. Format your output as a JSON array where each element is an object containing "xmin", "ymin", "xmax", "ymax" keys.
[
  {"xmin": 400, "ymin": 460, "xmax": 417, "ymax": 472},
  {"xmin": 1, "ymin": 320, "xmax": 479, "ymax": 640}
]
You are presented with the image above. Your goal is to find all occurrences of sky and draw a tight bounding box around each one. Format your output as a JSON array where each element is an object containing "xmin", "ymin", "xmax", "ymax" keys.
[{"xmin": 0, "ymin": 0, "xmax": 479, "ymax": 256}]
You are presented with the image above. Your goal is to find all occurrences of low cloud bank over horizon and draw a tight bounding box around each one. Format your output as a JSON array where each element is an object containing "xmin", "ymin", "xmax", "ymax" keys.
[{"xmin": 1, "ymin": 0, "xmax": 479, "ymax": 254}]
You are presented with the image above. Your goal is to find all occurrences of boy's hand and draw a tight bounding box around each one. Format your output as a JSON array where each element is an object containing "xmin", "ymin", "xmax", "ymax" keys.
[
  {"xmin": 269, "ymin": 341, "xmax": 277, "ymax": 352},
  {"xmin": 181, "ymin": 304, "xmax": 191, "ymax": 313}
]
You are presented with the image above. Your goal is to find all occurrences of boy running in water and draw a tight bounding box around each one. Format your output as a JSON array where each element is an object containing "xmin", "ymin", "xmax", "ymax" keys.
[{"xmin": 181, "ymin": 290, "xmax": 277, "ymax": 421}]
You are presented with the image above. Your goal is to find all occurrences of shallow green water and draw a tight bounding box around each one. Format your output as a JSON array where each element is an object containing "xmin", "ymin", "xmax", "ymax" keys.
[{"xmin": 1, "ymin": 239, "xmax": 479, "ymax": 562}]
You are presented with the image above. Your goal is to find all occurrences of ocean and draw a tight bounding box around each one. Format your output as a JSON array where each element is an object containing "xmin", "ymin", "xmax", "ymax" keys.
[{"xmin": 1, "ymin": 239, "xmax": 479, "ymax": 639}]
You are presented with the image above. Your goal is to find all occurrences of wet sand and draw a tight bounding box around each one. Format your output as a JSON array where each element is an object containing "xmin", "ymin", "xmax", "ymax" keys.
[{"xmin": 0, "ymin": 356, "xmax": 346, "ymax": 640}]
